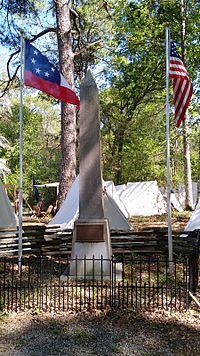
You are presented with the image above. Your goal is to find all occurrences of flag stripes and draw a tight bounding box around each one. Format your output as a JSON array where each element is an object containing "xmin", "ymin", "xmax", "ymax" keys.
[
  {"xmin": 24, "ymin": 40, "xmax": 80, "ymax": 109},
  {"xmin": 169, "ymin": 41, "xmax": 192, "ymax": 127}
]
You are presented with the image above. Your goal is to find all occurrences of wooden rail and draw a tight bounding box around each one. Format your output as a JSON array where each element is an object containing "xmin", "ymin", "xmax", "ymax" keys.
[
  {"xmin": 0, "ymin": 225, "xmax": 198, "ymax": 305},
  {"xmin": 0, "ymin": 225, "xmax": 199, "ymax": 258}
]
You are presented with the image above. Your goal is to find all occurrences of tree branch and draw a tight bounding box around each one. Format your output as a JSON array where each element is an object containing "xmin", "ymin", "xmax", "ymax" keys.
[
  {"xmin": 29, "ymin": 27, "xmax": 57, "ymax": 43},
  {"xmin": 73, "ymin": 39, "xmax": 102, "ymax": 57},
  {"xmin": 0, "ymin": 27, "xmax": 57, "ymax": 97}
]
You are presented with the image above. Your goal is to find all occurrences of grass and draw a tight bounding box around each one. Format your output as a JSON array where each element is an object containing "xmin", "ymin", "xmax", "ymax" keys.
[{"xmin": 129, "ymin": 211, "xmax": 192, "ymax": 224}]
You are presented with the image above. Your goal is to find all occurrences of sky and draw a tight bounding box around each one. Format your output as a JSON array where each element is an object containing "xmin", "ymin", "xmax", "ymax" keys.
[
  {"xmin": 0, "ymin": 40, "xmax": 108, "ymax": 94},
  {"xmin": 0, "ymin": 45, "xmax": 10, "ymax": 73}
]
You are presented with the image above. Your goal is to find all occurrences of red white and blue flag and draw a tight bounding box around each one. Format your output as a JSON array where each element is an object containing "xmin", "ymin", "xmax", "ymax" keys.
[
  {"xmin": 169, "ymin": 41, "xmax": 192, "ymax": 128},
  {"xmin": 24, "ymin": 40, "xmax": 80, "ymax": 109}
]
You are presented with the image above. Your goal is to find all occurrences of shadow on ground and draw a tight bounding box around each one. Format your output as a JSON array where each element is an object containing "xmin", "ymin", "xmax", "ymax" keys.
[{"xmin": 0, "ymin": 308, "xmax": 199, "ymax": 355}]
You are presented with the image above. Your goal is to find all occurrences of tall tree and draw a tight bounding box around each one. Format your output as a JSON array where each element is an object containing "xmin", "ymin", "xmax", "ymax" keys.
[
  {"xmin": 100, "ymin": 0, "xmax": 199, "ymax": 197},
  {"xmin": 0, "ymin": 0, "xmax": 113, "ymax": 207},
  {"xmin": 54, "ymin": 0, "xmax": 77, "ymax": 207},
  {"xmin": 100, "ymin": 0, "xmax": 168, "ymax": 183},
  {"xmin": 180, "ymin": 0, "xmax": 196, "ymax": 210}
]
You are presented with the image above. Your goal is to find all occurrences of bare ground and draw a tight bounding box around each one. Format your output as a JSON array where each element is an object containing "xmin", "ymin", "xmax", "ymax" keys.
[
  {"xmin": 0, "ymin": 308, "xmax": 199, "ymax": 356},
  {"xmin": 24, "ymin": 211, "xmax": 191, "ymax": 233},
  {"xmin": 129, "ymin": 213, "xmax": 191, "ymax": 233}
]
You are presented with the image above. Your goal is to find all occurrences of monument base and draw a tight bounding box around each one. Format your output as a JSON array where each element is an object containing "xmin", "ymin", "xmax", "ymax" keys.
[{"xmin": 68, "ymin": 219, "xmax": 112, "ymax": 280}]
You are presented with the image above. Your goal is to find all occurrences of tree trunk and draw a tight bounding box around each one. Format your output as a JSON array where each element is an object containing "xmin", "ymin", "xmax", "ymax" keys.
[
  {"xmin": 183, "ymin": 119, "xmax": 193, "ymax": 209},
  {"xmin": 115, "ymin": 130, "xmax": 124, "ymax": 184},
  {"xmin": 55, "ymin": 0, "xmax": 77, "ymax": 208},
  {"xmin": 180, "ymin": 0, "xmax": 194, "ymax": 210}
]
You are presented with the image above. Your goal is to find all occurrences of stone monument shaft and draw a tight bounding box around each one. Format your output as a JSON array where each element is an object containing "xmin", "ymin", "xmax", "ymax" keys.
[
  {"xmin": 79, "ymin": 71, "xmax": 104, "ymax": 220},
  {"xmin": 68, "ymin": 70, "xmax": 112, "ymax": 279}
]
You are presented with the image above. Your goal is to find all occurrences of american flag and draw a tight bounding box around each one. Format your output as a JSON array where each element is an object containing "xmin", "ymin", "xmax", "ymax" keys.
[{"xmin": 169, "ymin": 41, "xmax": 192, "ymax": 127}]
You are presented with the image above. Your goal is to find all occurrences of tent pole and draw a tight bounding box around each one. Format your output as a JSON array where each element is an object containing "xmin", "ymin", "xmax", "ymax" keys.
[{"xmin": 165, "ymin": 27, "xmax": 173, "ymax": 267}]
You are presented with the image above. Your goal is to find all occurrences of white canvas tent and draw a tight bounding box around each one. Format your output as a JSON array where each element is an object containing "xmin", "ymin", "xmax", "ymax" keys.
[
  {"xmin": 173, "ymin": 182, "xmax": 198, "ymax": 211},
  {"xmin": 160, "ymin": 182, "xmax": 198, "ymax": 213},
  {"xmin": 170, "ymin": 192, "xmax": 184, "ymax": 212},
  {"xmin": 0, "ymin": 179, "xmax": 18, "ymax": 228},
  {"xmin": 35, "ymin": 182, "xmax": 59, "ymax": 195},
  {"xmin": 183, "ymin": 199, "xmax": 200, "ymax": 232},
  {"xmin": 49, "ymin": 176, "xmax": 131, "ymax": 230},
  {"xmin": 116, "ymin": 181, "xmax": 167, "ymax": 217}
]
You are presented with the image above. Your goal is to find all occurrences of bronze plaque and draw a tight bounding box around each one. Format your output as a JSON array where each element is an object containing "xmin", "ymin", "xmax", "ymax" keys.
[{"xmin": 76, "ymin": 224, "xmax": 104, "ymax": 242}]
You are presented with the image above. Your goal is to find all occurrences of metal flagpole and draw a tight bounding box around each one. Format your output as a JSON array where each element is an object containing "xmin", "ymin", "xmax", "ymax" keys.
[
  {"xmin": 165, "ymin": 27, "xmax": 173, "ymax": 264},
  {"xmin": 18, "ymin": 35, "xmax": 25, "ymax": 274}
]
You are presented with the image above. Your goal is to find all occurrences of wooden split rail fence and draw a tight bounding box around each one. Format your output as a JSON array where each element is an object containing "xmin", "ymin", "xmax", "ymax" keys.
[
  {"xmin": 0, "ymin": 225, "xmax": 199, "ymax": 300},
  {"xmin": 0, "ymin": 225, "xmax": 199, "ymax": 258}
]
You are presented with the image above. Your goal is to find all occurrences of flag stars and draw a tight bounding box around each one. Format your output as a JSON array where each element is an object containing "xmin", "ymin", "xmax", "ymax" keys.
[
  {"xmin": 25, "ymin": 40, "xmax": 80, "ymax": 108},
  {"xmin": 31, "ymin": 57, "xmax": 36, "ymax": 64},
  {"xmin": 170, "ymin": 42, "xmax": 180, "ymax": 58}
]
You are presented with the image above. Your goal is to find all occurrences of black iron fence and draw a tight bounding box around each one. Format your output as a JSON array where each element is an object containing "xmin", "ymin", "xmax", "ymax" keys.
[{"xmin": 0, "ymin": 256, "xmax": 190, "ymax": 312}]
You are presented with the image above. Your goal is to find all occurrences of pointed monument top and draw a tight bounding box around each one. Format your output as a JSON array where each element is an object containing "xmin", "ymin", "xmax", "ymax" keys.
[{"xmin": 81, "ymin": 70, "xmax": 96, "ymax": 87}]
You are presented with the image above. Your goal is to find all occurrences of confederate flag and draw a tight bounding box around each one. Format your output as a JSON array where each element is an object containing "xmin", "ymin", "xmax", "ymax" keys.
[{"xmin": 24, "ymin": 40, "xmax": 80, "ymax": 109}]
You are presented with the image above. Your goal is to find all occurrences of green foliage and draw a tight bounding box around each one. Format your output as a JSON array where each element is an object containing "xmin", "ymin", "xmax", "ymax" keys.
[
  {"xmin": 0, "ymin": 90, "xmax": 60, "ymax": 205},
  {"xmin": 100, "ymin": 87, "xmax": 168, "ymax": 184},
  {"xmin": 100, "ymin": 0, "xmax": 200, "ymax": 187},
  {"xmin": 0, "ymin": 0, "xmax": 200, "ymax": 197},
  {"xmin": 0, "ymin": 0, "xmax": 44, "ymax": 48}
]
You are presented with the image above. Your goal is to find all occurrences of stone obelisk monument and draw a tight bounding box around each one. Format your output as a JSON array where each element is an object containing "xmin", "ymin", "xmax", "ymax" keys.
[{"xmin": 69, "ymin": 71, "xmax": 112, "ymax": 279}]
